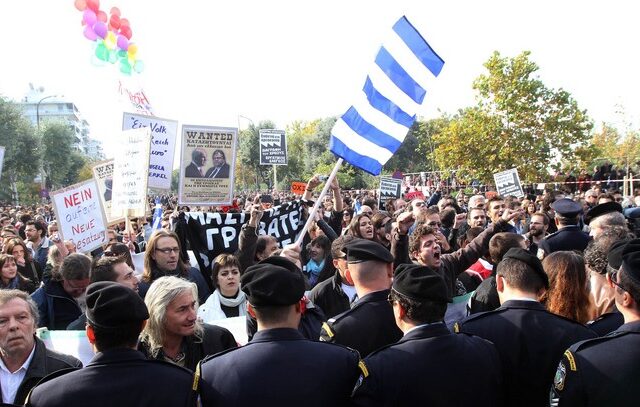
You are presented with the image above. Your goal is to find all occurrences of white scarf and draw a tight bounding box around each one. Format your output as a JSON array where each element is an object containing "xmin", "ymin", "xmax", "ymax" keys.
[{"xmin": 197, "ymin": 289, "xmax": 247, "ymax": 323}]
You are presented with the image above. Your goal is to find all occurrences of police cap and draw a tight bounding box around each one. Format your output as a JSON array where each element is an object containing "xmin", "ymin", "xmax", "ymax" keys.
[
  {"xmin": 584, "ymin": 202, "xmax": 623, "ymax": 225},
  {"xmin": 242, "ymin": 262, "xmax": 305, "ymax": 306},
  {"xmin": 86, "ymin": 281, "xmax": 149, "ymax": 329},
  {"xmin": 500, "ymin": 247, "xmax": 549, "ymax": 289},
  {"xmin": 550, "ymin": 198, "xmax": 583, "ymax": 218},
  {"xmin": 393, "ymin": 263, "xmax": 448, "ymax": 303},
  {"xmin": 344, "ymin": 238, "xmax": 394, "ymax": 264},
  {"xmin": 621, "ymin": 241, "xmax": 640, "ymax": 284}
]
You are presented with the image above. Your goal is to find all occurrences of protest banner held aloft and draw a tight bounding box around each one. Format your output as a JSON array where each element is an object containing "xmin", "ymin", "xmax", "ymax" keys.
[
  {"xmin": 259, "ymin": 129, "xmax": 287, "ymax": 165},
  {"xmin": 111, "ymin": 127, "xmax": 152, "ymax": 218}
]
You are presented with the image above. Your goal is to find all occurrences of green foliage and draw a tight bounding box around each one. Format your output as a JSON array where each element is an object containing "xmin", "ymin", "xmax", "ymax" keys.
[
  {"xmin": 61, "ymin": 151, "xmax": 88, "ymax": 186},
  {"xmin": 39, "ymin": 121, "xmax": 78, "ymax": 189},
  {"xmin": 171, "ymin": 168, "xmax": 180, "ymax": 193}
]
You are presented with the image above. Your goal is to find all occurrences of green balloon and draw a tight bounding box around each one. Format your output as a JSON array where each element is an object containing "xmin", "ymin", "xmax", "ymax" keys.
[
  {"xmin": 117, "ymin": 49, "xmax": 127, "ymax": 58},
  {"xmin": 95, "ymin": 43, "xmax": 109, "ymax": 62},
  {"xmin": 120, "ymin": 59, "xmax": 132, "ymax": 75},
  {"xmin": 108, "ymin": 49, "xmax": 118, "ymax": 64},
  {"xmin": 133, "ymin": 60, "xmax": 144, "ymax": 74}
]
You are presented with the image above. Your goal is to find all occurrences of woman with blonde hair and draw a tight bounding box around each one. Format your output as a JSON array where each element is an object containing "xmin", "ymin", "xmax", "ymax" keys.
[
  {"xmin": 541, "ymin": 251, "xmax": 591, "ymax": 324},
  {"xmin": 138, "ymin": 276, "xmax": 237, "ymax": 371}
]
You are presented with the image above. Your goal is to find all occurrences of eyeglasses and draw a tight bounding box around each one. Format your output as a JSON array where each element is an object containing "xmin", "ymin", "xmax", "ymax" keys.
[
  {"xmin": 414, "ymin": 202, "xmax": 425, "ymax": 207},
  {"xmin": 155, "ymin": 247, "xmax": 180, "ymax": 254},
  {"xmin": 609, "ymin": 269, "xmax": 626, "ymax": 291}
]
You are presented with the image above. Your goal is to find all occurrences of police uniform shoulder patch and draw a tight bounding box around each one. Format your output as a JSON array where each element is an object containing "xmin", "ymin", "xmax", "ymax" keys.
[
  {"xmin": 553, "ymin": 361, "xmax": 567, "ymax": 391},
  {"xmin": 322, "ymin": 322, "xmax": 335, "ymax": 339},
  {"xmin": 358, "ymin": 360, "xmax": 369, "ymax": 378},
  {"xmin": 563, "ymin": 350, "xmax": 577, "ymax": 371},
  {"xmin": 453, "ymin": 322, "xmax": 460, "ymax": 333}
]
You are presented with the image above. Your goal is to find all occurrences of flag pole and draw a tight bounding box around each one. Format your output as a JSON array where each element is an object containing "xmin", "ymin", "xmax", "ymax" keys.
[{"xmin": 295, "ymin": 158, "xmax": 344, "ymax": 247}]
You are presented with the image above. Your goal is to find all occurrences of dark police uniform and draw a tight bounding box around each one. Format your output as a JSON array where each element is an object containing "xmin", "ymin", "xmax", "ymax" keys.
[
  {"xmin": 551, "ymin": 321, "xmax": 640, "ymax": 406},
  {"xmin": 538, "ymin": 199, "xmax": 590, "ymax": 258},
  {"xmin": 456, "ymin": 300, "xmax": 596, "ymax": 407},
  {"xmin": 587, "ymin": 310, "xmax": 624, "ymax": 336}
]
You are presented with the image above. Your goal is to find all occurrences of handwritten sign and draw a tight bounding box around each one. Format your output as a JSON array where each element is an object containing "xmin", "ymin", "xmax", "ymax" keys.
[
  {"xmin": 51, "ymin": 179, "xmax": 108, "ymax": 253},
  {"xmin": 117, "ymin": 79, "xmax": 154, "ymax": 116},
  {"xmin": 405, "ymin": 191, "xmax": 425, "ymax": 201},
  {"xmin": 291, "ymin": 182, "xmax": 306, "ymax": 195},
  {"xmin": 122, "ymin": 112, "xmax": 178, "ymax": 190},
  {"xmin": 111, "ymin": 127, "xmax": 151, "ymax": 217}
]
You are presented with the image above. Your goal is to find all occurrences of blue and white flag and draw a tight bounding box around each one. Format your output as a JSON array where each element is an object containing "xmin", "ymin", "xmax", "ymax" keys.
[
  {"xmin": 151, "ymin": 199, "xmax": 163, "ymax": 230},
  {"xmin": 330, "ymin": 16, "xmax": 444, "ymax": 175}
]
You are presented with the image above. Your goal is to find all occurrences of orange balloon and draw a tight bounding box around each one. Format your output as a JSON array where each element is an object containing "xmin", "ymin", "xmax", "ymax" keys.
[{"xmin": 74, "ymin": 0, "xmax": 87, "ymax": 11}]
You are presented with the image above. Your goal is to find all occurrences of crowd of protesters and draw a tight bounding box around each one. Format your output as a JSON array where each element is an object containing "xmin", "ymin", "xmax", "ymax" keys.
[{"xmin": 0, "ymin": 169, "xmax": 639, "ymax": 406}]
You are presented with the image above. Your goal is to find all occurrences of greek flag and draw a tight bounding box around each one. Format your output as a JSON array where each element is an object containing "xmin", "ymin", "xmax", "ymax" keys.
[
  {"xmin": 151, "ymin": 199, "xmax": 163, "ymax": 230},
  {"xmin": 329, "ymin": 16, "xmax": 444, "ymax": 175}
]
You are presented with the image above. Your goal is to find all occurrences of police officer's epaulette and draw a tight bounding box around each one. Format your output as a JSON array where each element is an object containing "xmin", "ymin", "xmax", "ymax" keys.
[
  {"xmin": 147, "ymin": 358, "xmax": 195, "ymax": 374},
  {"xmin": 453, "ymin": 308, "xmax": 507, "ymax": 332},
  {"xmin": 569, "ymin": 329, "xmax": 632, "ymax": 352},
  {"xmin": 199, "ymin": 345, "xmax": 243, "ymax": 365},
  {"xmin": 24, "ymin": 367, "xmax": 80, "ymax": 405}
]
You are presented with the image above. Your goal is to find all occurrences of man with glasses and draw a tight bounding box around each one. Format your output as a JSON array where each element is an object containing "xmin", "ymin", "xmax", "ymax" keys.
[
  {"xmin": 551, "ymin": 240, "xmax": 640, "ymax": 406},
  {"xmin": 205, "ymin": 149, "xmax": 230, "ymax": 179}
]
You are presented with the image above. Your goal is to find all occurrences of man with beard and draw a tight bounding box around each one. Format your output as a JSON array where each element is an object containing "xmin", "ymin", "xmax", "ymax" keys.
[
  {"xmin": 487, "ymin": 196, "xmax": 518, "ymax": 234},
  {"xmin": 24, "ymin": 221, "xmax": 50, "ymax": 270},
  {"xmin": 526, "ymin": 212, "xmax": 549, "ymax": 254},
  {"xmin": 31, "ymin": 254, "xmax": 91, "ymax": 330}
]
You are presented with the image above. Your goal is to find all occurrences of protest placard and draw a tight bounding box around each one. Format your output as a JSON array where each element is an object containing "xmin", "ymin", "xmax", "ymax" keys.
[
  {"xmin": 179, "ymin": 125, "xmax": 238, "ymax": 205},
  {"xmin": 493, "ymin": 168, "xmax": 524, "ymax": 198},
  {"xmin": 111, "ymin": 127, "xmax": 152, "ymax": 218},
  {"xmin": 259, "ymin": 129, "xmax": 287, "ymax": 165},
  {"xmin": 117, "ymin": 79, "xmax": 155, "ymax": 116},
  {"xmin": 405, "ymin": 191, "xmax": 425, "ymax": 201},
  {"xmin": 378, "ymin": 177, "xmax": 402, "ymax": 209},
  {"xmin": 122, "ymin": 112, "xmax": 178, "ymax": 190},
  {"xmin": 91, "ymin": 159, "xmax": 124, "ymax": 225},
  {"xmin": 50, "ymin": 179, "xmax": 108, "ymax": 253},
  {"xmin": 291, "ymin": 181, "xmax": 307, "ymax": 195}
]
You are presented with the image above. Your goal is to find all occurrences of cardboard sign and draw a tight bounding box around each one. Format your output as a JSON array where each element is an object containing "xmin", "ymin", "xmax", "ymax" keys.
[
  {"xmin": 50, "ymin": 179, "xmax": 108, "ymax": 253},
  {"xmin": 291, "ymin": 182, "xmax": 307, "ymax": 195},
  {"xmin": 493, "ymin": 168, "xmax": 524, "ymax": 198},
  {"xmin": 111, "ymin": 127, "xmax": 152, "ymax": 218},
  {"xmin": 405, "ymin": 191, "xmax": 425, "ymax": 201},
  {"xmin": 122, "ymin": 112, "xmax": 178, "ymax": 190},
  {"xmin": 378, "ymin": 177, "xmax": 402, "ymax": 209},
  {"xmin": 91, "ymin": 159, "xmax": 124, "ymax": 225},
  {"xmin": 259, "ymin": 129, "xmax": 287, "ymax": 165}
]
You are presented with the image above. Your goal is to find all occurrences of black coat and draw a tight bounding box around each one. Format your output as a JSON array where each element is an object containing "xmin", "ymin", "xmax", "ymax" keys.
[
  {"xmin": 308, "ymin": 271, "xmax": 351, "ymax": 319},
  {"xmin": 538, "ymin": 226, "xmax": 591, "ymax": 256},
  {"xmin": 320, "ymin": 289, "xmax": 403, "ymax": 358},
  {"xmin": 550, "ymin": 321, "xmax": 640, "ymax": 406},
  {"xmin": 26, "ymin": 348, "xmax": 195, "ymax": 407},
  {"xmin": 184, "ymin": 162, "xmax": 203, "ymax": 178},
  {"xmin": 587, "ymin": 310, "xmax": 624, "ymax": 336},
  {"xmin": 1, "ymin": 337, "xmax": 81, "ymax": 405},
  {"xmin": 198, "ymin": 328, "xmax": 360, "ymax": 406},
  {"xmin": 31, "ymin": 280, "xmax": 82, "ymax": 330},
  {"xmin": 352, "ymin": 323, "xmax": 503, "ymax": 407},
  {"xmin": 455, "ymin": 300, "xmax": 597, "ymax": 407}
]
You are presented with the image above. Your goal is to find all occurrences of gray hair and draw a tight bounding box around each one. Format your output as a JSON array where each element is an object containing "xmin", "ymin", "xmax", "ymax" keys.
[
  {"xmin": 139, "ymin": 276, "xmax": 203, "ymax": 357},
  {"xmin": 0, "ymin": 290, "xmax": 39, "ymax": 327},
  {"xmin": 591, "ymin": 211, "xmax": 626, "ymax": 230}
]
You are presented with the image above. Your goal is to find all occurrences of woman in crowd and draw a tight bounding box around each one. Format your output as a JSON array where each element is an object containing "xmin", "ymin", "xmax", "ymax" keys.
[
  {"xmin": 541, "ymin": 251, "xmax": 591, "ymax": 324},
  {"xmin": 348, "ymin": 213, "xmax": 374, "ymax": 240},
  {"xmin": 198, "ymin": 254, "xmax": 246, "ymax": 323},
  {"xmin": 138, "ymin": 276, "xmax": 237, "ymax": 372},
  {"xmin": 0, "ymin": 254, "xmax": 35, "ymax": 293},
  {"xmin": 304, "ymin": 235, "xmax": 333, "ymax": 287},
  {"xmin": 3, "ymin": 237, "xmax": 41, "ymax": 285},
  {"xmin": 341, "ymin": 208, "xmax": 354, "ymax": 235}
]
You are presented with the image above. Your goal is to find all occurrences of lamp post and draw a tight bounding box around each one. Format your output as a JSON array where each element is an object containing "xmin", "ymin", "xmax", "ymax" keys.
[
  {"xmin": 36, "ymin": 94, "xmax": 59, "ymax": 130},
  {"xmin": 35, "ymin": 94, "xmax": 60, "ymax": 199}
]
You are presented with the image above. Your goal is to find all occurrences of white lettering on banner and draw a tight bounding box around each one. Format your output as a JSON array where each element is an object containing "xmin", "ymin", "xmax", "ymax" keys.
[{"xmin": 206, "ymin": 226, "xmax": 238, "ymax": 251}]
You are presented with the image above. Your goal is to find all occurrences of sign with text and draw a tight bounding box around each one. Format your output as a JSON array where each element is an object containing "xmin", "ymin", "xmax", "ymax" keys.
[
  {"xmin": 378, "ymin": 177, "xmax": 402, "ymax": 210},
  {"xmin": 405, "ymin": 191, "xmax": 425, "ymax": 201},
  {"xmin": 179, "ymin": 125, "xmax": 238, "ymax": 206},
  {"xmin": 291, "ymin": 182, "xmax": 307, "ymax": 195},
  {"xmin": 493, "ymin": 168, "xmax": 524, "ymax": 198},
  {"xmin": 122, "ymin": 112, "xmax": 178, "ymax": 190},
  {"xmin": 91, "ymin": 159, "xmax": 124, "ymax": 225},
  {"xmin": 259, "ymin": 129, "xmax": 287, "ymax": 165},
  {"xmin": 117, "ymin": 79, "xmax": 155, "ymax": 116},
  {"xmin": 111, "ymin": 127, "xmax": 152, "ymax": 217},
  {"xmin": 51, "ymin": 179, "xmax": 108, "ymax": 253}
]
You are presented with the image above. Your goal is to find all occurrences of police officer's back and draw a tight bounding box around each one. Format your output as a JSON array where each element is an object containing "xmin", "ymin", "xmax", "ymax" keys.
[
  {"xmin": 198, "ymin": 259, "xmax": 360, "ymax": 407},
  {"xmin": 352, "ymin": 264, "xmax": 503, "ymax": 406},
  {"xmin": 319, "ymin": 239, "xmax": 402, "ymax": 357},
  {"xmin": 551, "ymin": 244, "xmax": 640, "ymax": 406},
  {"xmin": 456, "ymin": 248, "xmax": 596, "ymax": 407},
  {"xmin": 538, "ymin": 199, "xmax": 590, "ymax": 258},
  {"xmin": 27, "ymin": 282, "xmax": 195, "ymax": 407}
]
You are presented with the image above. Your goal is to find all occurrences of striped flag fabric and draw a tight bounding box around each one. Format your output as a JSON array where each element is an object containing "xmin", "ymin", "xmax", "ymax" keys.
[
  {"xmin": 151, "ymin": 198, "xmax": 163, "ymax": 230},
  {"xmin": 329, "ymin": 16, "xmax": 444, "ymax": 175}
]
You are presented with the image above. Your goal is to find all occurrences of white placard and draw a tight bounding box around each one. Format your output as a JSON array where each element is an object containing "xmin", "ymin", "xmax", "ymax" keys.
[
  {"xmin": 493, "ymin": 168, "xmax": 524, "ymax": 198},
  {"xmin": 111, "ymin": 127, "xmax": 152, "ymax": 217}
]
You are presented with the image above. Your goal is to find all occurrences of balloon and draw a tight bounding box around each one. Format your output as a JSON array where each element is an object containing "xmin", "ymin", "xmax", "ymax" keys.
[
  {"xmin": 96, "ymin": 10, "xmax": 107, "ymax": 23},
  {"xmin": 108, "ymin": 49, "xmax": 118, "ymax": 64},
  {"xmin": 86, "ymin": 0, "xmax": 100, "ymax": 12},
  {"xmin": 105, "ymin": 31, "xmax": 116, "ymax": 49},
  {"xmin": 119, "ymin": 25, "xmax": 132, "ymax": 40},
  {"xmin": 95, "ymin": 42, "xmax": 109, "ymax": 61},
  {"xmin": 92, "ymin": 21, "xmax": 108, "ymax": 38},
  {"xmin": 119, "ymin": 18, "xmax": 130, "ymax": 28},
  {"xmin": 117, "ymin": 49, "xmax": 128, "ymax": 58},
  {"xmin": 83, "ymin": 25, "xmax": 98, "ymax": 41},
  {"xmin": 110, "ymin": 7, "xmax": 121, "ymax": 16},
  {"xmin": 109, "ymin": 14, "xmax": 120, "ymax": 30},
  {"xmin": 133, "ymin": 60, "xmax": 145, "ymax": 74},
  {"xmin": 74, "ymin": 0, "xmax": 87, "ymax": 11},
  {"xmin": 83, "ymin": 9, "xmax": 97, "ymax": 26},
  {"xmin": 127, "ymin": 43, "xmax": 138, "ymax": 57},
  {"xmin": 116, "ymin": 35, "xmax": 129, "ymax": 51},
  {"xmin": 120, "ymin": 59, "xmax": 132, "ymax": 75}
]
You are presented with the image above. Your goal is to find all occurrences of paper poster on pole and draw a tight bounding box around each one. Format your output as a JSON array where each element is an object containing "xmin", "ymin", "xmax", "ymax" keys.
[
  {"xmin": 111, "ymin": 127, "xmax": 152, "ymax": 218},
  {"xmin": 378, "ymin": 177, "xmax": 402, "ymax": 210},
  {"xmin": 259, "ymin": 129, "xmax": 287, "ymax": 165},
  {"xmin": 122, "ymin": 112, "xmax": 178, "ymax": 190},
  {"xmin": 0, "ymin": 146, "xmax": 5, "ymax": 181},
  {"xmin": 291, "ymin": 182, "xmax": 307, "ymax": 196},
  {"xmin": 493, "ymin": 168, "xmax": 524, "ymax": 198},
  {"xmin": 179, "ymin": 125, "xmax": 238, "ymax": 206},
  {"xmin": 91, "ymin": 159, "xmax": 124, "ymax": 225},
  {"xmin": 50, "ymin": 179, "xmax": 108, "ymax": 253},
  {"xmin": 117, "ymin": 79, "xmax": 155, "ymax": 116}
]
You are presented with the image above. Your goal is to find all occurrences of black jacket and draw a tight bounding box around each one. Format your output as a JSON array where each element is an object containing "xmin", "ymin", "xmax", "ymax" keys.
[
  {"xmin": 31, "ymin": 281, "xmax": 82, "ymax": 330},
  {"xmin": 1, "ymin": 337, "xmax": 81, "ymax": 405},
  {"xmin": 308, "ymin": 271, "xmax": 351, "ymax": 319}
]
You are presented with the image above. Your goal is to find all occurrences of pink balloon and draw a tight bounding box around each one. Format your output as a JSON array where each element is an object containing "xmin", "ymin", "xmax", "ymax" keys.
[
  {"xmin": 116, "ymin": 35, "xmax": 129, "ymax": 51},
  {"xmin": 110, "ymin": 7, "xmax": 121, "ymax": 17},
  {"xmin": 92, "ymin": 21, "xmax": 108, "ymax": 38},
  {"xmin": 83, "ymin": 9, "xmax": 97, "ymax": 26},
  {"xmin": 83, "ymin": 25, "xmax": 98, "ymax": 41}
]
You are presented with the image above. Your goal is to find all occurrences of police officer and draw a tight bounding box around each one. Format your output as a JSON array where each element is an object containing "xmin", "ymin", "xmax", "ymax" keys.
[
  {"xmin": 198, "ymin": 259, "xmax": 361, "ymax": 406},
  {"xmin": 455, "ymin": 248, "xmax": 596, "ymax": 407},
  {"xmin": 352, "ymin": 264, "xmax": 503, "ymax": 406},
  {"xmin": 551, "ymin": 242, "xmax": 640, "ymax": 406},
  {"xmin": 27, "ymin": 282, "xmax": 195, "ymax": 407},
  {"xmin": 538, "ymin": 198, "xmax": 590, "ymax": 258},
  {"xmin": 319, "ymin": 239, "xmax": 402, "ymax": 357}
]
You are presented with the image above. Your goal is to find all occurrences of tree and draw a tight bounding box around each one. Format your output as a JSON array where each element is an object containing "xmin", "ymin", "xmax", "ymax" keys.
[
  {"xmin": 432, "ymin": 51, "xmax": 593, "ymax": 183},
  {"xmin": 39, "ymin": 121, "xmax": 77, "ymax": 189},
  {"xmin": 61, "ymin": 151, "xmax": 88, "ymax": 186}
]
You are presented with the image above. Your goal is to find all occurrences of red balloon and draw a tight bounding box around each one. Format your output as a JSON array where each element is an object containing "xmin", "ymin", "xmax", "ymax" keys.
[
  {"xmin": 97, "ymin": 10, "xmax": 107, "ymax": 23},
  {"xmin": 110, "ymin": 14, "xmax": 121, "ymax": 30},
  {"xmin": 74, "ymin": 0, "xmax": 87, "ymax": 11},
  {"xmin": 119, "ymin": 18, "xmax": 130, "ymax": 28},
  {"xmin": 86, "ymin": 0, "xmax": 100, "ymax": 12},
  {"xmin": 110, "ymin": 7, "xmax": 121, "ymax": 16},
  {"xmin": 120, "ymin": 25, "xmax": 132, "ymax": 40}
]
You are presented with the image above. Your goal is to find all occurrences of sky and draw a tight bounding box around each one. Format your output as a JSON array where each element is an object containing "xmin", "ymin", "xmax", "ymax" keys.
[{"xmin": 0, "ymin": 0, "xmax": 638, "ymax": 162}]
